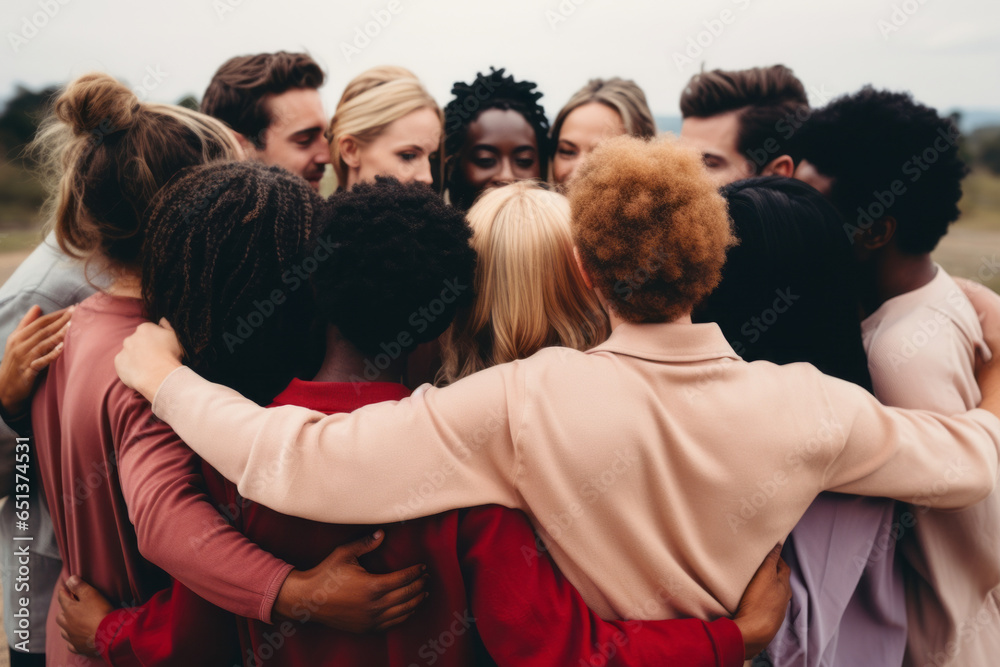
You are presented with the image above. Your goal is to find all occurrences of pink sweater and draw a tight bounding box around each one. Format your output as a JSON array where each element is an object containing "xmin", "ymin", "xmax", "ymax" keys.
[
  {"xmin": 862, "ymin": 266, "xmax": 1000, "ymax": 667},
  {"xmin": 150, "ymin": 320, "xmax": 1000, "ymax": 623},
  {"xmin": 32, "ymin": 294, "xmax": 291, "ymax": 665}
]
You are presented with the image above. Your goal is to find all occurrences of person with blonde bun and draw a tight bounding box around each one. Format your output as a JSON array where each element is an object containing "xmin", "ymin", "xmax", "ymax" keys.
[
  {"xmin": 26, "ymin": 73, "xmax": 421, "ymax": 666},
  {"xmin": 550, "ymin": 77, "xmax": 656, "ymax": 186},
  {"xmin": 327, "ymin": 65, "xmax": 442, "ymax": 190},
  {"xmin": 438, "ymin": 181, "xmax": 608, "ymax": 383}
]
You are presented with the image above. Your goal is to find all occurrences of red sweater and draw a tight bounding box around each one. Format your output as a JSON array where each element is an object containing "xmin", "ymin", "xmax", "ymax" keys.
[{"xmin": 99, "ymin": 378, "xmax": 743, "ymax": 666}]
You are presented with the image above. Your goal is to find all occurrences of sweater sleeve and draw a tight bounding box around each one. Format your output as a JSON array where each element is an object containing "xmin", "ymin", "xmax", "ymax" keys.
[
  {"xmin": 111, "ymin": 383, "xmax": 293, "ymax": 622},
  {"xmin": 151, "ymin": 364, "xmax": 523, "ymax": 524},
  {"xmin": 96, "ymin": 581, "xmax": 240, "ymax": 666},
  {"xmin": 457, "ymin": 506, "xmax": 744, "ymax": 667},
  {"xmin": 817, "ymin": 373, "xmax": 1000, "ymax": 507}
]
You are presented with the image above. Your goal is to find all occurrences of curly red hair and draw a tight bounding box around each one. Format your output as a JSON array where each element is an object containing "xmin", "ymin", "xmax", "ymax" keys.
[{"xmin": 568, "ymin": 135, "xmax": 736, "ymax": 323}]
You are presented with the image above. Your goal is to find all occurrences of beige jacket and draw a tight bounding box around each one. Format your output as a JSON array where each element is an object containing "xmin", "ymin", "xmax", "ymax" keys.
[{"xmin": 152, "ymin": 321, "xmax": 1000, "ymax": 622}]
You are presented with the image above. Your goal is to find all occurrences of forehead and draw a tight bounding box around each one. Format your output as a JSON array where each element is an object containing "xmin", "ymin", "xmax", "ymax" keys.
[
  {"xmin": 679, "ymin": 110, "xmax": 742, "ymax": 155},
  {"xmin": 379, "ymin": 107, "xmax": 442, "ymax": 147},
  {"xmin": 264, "ymin": 88, "xmax": 325, "ymax": 132},
  {"xmin": 466, "ymin": 108, "xmax": 537, "ymax": 149},
  {"xmin": 560, "ymin": 102, "xmax": 625, "ymax": 139}
]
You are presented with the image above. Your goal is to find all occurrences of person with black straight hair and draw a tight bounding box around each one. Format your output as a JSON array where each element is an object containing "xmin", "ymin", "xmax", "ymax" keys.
[{"xmin": 694, "ymin": 176, "xmax": 903, "ymax": 666}]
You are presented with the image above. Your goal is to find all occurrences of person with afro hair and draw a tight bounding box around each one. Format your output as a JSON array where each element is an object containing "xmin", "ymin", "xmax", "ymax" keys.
[
  {"xmin": 441, "ymin": 67, "xmax": 550, "ymax": 210},
  {"xmin": 795, "ymin": 89, "xmax": 1000, "ymax": 667}
]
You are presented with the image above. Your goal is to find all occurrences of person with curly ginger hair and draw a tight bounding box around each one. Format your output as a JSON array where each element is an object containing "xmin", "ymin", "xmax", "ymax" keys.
[
  {"xmin": 794, "ymin": 88, "xmax": 1000, "ymax": 667},
  {"xmin": 115, "ymin": 135, "xmax": 1000, "ymax": 665}
]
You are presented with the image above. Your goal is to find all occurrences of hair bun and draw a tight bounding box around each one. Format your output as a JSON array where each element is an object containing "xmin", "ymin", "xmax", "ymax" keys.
[{"xmin": 54, "ymin": 72, "xmax": 141, "ymax": 138}]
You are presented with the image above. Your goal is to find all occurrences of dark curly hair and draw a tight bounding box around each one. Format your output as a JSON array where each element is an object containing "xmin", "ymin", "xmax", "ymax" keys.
[
  {"xmin": 441, "ymin": 67, "xmax": 550, "ymax": 204},
  {"xmin": 142, "ymin": 161, "xmax": 325, "ymax": 404},
  {"xmin": 310, "ymin": 177, "xmax": 476, "ymax": 358},
  {"xmin": 793, "ymin": 86, "xmax": 968, "ymax": 254}
]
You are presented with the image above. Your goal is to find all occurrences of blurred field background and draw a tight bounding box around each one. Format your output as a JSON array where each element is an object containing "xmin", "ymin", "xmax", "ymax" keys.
[{"xmin": 1, "ymin": 85, "xmax": 999, "ymax": 291}]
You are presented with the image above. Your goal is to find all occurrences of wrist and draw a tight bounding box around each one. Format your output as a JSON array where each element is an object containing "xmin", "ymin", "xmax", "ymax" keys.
[
  {"xmin": 141, "ymin": 361, "xmax": 183, "ymax": 404},
  {"xmin": 273, "ymin": 569, "xmax": 306, "ymax": 621}
]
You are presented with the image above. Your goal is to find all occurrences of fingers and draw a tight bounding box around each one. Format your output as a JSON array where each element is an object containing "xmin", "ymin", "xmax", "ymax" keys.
[
  {"xmin": 370, "ymin": 562, "xmax": 427, "ymax": 597},
  {"xmin": 374, "ymin": 591, "xmax": 429, "ymax": 631},
  {"xmin": 375, "ymin": 573, "xmax": 429, "ymax": 610},
  {"xmin": 333, "ymin": 530, "xmax": 385, "ymax": 561},
  {"xmin": 57, "ymin": 585, "xmax": 76, "ymax": 611},
  {"xmin": 158, "ymin": 317, "xmax": 175, "ymax": 332},
  {"xmin": 12, "ymin": 305, "xmax": 42, "ymax": 334},
  {"xmin": 23, "ymin": 307, "xmax": 73, "ymax": 354},
  {"xmin": 29, "ymin": 341, "xmax": 65, "ymax": 372}
]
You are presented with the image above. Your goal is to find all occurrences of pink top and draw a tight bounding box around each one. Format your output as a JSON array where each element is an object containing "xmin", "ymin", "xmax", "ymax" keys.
[
  {"xmin": 862, "ymin": 266, "xmax": 1000, "ymax": 667},
  {"xmin": 149, "ymin": 320, "xmax": 1000, "ymax": 624},
  {"xmin": 31, "ymin": 293, "xmax": 291, "ymax": 665}
]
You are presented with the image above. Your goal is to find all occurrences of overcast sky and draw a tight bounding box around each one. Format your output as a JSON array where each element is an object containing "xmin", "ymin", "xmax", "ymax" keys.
[{"xmin": 3, "ymin": 0, "xmax": 999, "ymax": 120}]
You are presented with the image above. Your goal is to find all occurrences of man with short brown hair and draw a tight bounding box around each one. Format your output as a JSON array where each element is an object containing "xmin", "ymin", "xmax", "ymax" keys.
[
  {"xmin": 678, "ymin": 64, "xmax": 808, "ymax": 186},
  {"xmin": 201, "ymin": 51, "xmax": 330, "ymax": 189}
]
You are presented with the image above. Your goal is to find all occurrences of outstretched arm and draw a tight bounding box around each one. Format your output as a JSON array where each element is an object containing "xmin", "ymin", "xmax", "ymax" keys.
[{"xmin": 115, "ymin": 320, "xmax": 523, "ymax": 524}]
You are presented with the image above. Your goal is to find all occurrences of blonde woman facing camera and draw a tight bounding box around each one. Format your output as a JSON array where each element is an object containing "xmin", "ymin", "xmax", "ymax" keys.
[
  {"xmin": 550, "ymin": 77, "xmax": 657, "ymax": 186},
  {"xmin": 438, "ymin": 181, "xmax": 608, "ymax": 383},
  {"xmin": 327, "ymin": 66, "xmax": 441, "ymax": 189}
]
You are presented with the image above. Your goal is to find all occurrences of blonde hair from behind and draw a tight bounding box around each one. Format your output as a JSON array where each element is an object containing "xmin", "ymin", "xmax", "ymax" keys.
[
  {"xmin": 327, "ymin": 65, "xmax": 442, "ymax": 186},
  {"xmin": 29, "ymin": 72, "xmax": 242, "ymax": 276},
  {"xmin": 438, "ymin": 182, "xmax": 609, "ymax": 384}
]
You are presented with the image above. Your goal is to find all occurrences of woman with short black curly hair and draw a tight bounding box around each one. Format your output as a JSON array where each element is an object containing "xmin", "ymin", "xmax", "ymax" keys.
[{"xmin": 441, "ymin": 67, "xmax": 550, "ymax": 210}]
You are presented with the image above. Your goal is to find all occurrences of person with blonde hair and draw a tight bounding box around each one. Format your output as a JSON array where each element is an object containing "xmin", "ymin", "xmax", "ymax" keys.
[
  {"xmin": 550, "ymin": 77, "xmax": 656, "ymax": 186},
  {"xmin": 438, "ymin": 181, "xmax": 607, "ymax": 383},
  {"xmin": 327, "ymin": 65, "xmax": 442, "ymax": 190}
]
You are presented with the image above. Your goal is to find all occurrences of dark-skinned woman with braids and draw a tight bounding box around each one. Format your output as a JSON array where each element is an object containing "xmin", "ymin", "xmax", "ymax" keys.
[
  {"xmin": 440, "ymin": 67, "xmax": 551, "ymax": 210},
  {"xmin": 26, "ymin": 73, "xmax": 427, "ymax": 666}
]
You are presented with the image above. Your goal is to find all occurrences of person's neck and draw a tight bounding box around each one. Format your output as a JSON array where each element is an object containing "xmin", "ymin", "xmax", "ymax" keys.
[
  {"xmin": 606, "ymin": 307, "xmax": 693, "ymax": 331},
  {"xmin": 311, "ymin": 325, "xmax": 405, "ymax": 384},
  {"xmin": 105, "ymin": 272, "xmax": 142, "ymax": 298},
  {"xmin": 860, "ymin": 248, "xmax": 937, "ymax": 316}
]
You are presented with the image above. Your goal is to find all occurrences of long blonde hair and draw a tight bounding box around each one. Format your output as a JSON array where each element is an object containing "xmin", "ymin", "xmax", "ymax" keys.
[
  {"xmin": 438, "ymin": 182, "xmax": 608, "ymax": 383},
  {"xmin": 327, "ymin": 65, "xmax": 441, "ymax": 186}
]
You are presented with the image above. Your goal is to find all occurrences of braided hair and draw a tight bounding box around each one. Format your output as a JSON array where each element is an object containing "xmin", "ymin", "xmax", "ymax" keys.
[
  {"xmin": 441, "ymin": 67, "xmax": 550, "ymax": 205},
  {"xmin": 142, "ymin": 161, "xmax": 325, "ymax": 404}
]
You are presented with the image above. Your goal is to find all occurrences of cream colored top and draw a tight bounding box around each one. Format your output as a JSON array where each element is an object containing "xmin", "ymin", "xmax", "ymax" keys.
[
  {"xmin": 151, "ymin": 321, "xmax": 1000, "ymax": 622},
  {"xmin": 862, "ymin": 266, "xmax": 1000, "ymax": 667}
]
